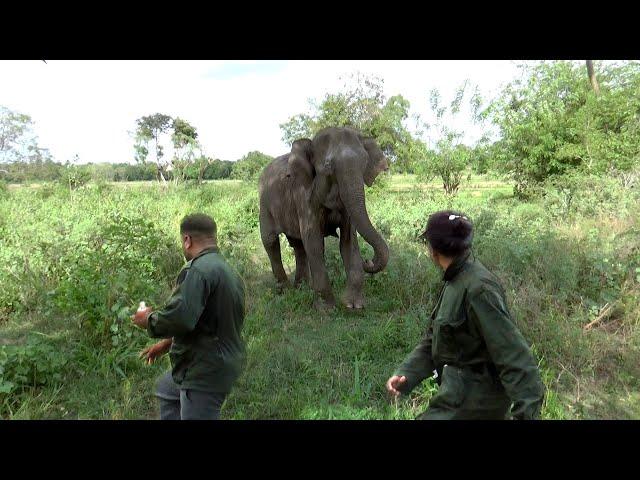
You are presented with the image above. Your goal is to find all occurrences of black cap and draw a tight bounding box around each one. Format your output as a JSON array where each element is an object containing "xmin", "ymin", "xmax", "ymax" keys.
[{"xmin": 416, "ymin": 210, "xmax": 473, "ymax": 255}]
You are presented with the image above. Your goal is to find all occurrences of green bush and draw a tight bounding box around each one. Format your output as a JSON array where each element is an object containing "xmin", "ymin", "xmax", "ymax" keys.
[
  {"xmin": 543, "ymin": 173, "xmax": 638, "ymax": 219},
  {"xmin": 52, "ymin": 212, "xmax": 182, "ymax": 344},
  {"xmin": 58, "ymin": 166, "xmax": 92, "ymax": 190},
  {"xmin": 36, "ymin": 182, "xmax": 62, "ymax": 199},
  {"xmin": 0, "ymin": 335, "xmax": 68, "ymax": 416}
]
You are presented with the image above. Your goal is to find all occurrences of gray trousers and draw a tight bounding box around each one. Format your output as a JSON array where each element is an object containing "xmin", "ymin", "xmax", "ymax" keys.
[{"xmin": 154, "ymin": 371, "xmax": 227, "ymax": 420}]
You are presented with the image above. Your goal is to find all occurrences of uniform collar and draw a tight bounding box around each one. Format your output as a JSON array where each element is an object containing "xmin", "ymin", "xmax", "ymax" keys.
[
  {"xmin": 443, "ymin": 250, "xmax": 472, "ymax": 281},
  {"xmin": 191, "ymin": 245, "xmax": 219, "ymax": 262}
]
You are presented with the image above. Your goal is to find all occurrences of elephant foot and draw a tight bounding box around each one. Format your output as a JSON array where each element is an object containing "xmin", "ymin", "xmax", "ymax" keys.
[
  {"xmin": 276, "ymin": 280, "xmax": 291, "ymax": 294},
  {"xmin": 345, "ymin": 302, "xmax": 364, "ymax": 310},
  {"xmin": 314, "ymin": 296, "xmax": 336, "ymax": 312},
  {"xmin": 343, "ymin": 291, "xmax": 365, "ymax": 310}
]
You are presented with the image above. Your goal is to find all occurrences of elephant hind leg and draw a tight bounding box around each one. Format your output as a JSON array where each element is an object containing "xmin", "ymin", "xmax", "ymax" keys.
[
  {"xmin": 286, "ymin": 235, "xmax": 309, "ymax": 287},
  {"xmin": 260, "ymin": 215, "xmax": 290, "ymax": 290}
]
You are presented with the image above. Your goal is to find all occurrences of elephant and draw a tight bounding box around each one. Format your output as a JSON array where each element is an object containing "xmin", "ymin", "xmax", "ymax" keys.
[{"xmin": 258, "ymin": 126, "xmax": 390, "ymax": 310}]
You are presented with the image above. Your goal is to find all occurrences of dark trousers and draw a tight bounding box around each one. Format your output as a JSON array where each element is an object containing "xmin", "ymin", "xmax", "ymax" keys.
[{"xmin": 154, "ymin": 371, "xmax": 227, "ymax": 420}]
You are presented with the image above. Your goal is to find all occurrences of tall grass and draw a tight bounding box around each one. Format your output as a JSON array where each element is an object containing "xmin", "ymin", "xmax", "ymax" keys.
[{"xmin": 0, "ymin": 175, "xmax": 638, "ymax": 419}]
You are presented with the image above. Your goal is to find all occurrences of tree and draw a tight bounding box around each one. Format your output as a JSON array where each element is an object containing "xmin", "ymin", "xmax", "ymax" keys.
[
  {"xmin": 170, "ymin": 117, "xmax": 201, "ymax": 183},
  {"xmin": 279, "ymin": 73, "xmax": 427, "ymax": 173},
  {"xmin": 427, "ymin": 136, "xmax": 471, "ymax": 195},
  {"xmin": 192, "ymin": 156, "xmax": 213, "ymax": 184},
  {"xmin": 418, "ymin": 83, "xmax": 475, "ymax": 194},
  {"xmin": 586, "ymin": 60, "xmax": 600, "ymax": 95},
  {"xmin": 485, "ymin": 60, "xmax": 640, "ymax": 196},
  {"xmin": 134, "ymin": 113, "xmax": 174, "ymax": 183},
  {"xmin": 205, "ymin": 159, "xmax": 234, "ymax": 180},
  {"xmin": 231, "ymin": 151, "xmax": 273, "ymax": 181},
  {"xmin": 0, "ymin": 106, "xmax": 43, "ymax": 163}
]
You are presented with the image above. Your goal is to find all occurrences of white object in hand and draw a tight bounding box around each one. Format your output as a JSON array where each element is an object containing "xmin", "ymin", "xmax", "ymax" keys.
[{"xmin": 138, "ymin": 301, "xmax": 147, "ymax": 312}]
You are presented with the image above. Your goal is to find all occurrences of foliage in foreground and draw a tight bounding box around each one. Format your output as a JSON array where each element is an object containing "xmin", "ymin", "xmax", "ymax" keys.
[{"xmin": 0, "ymin": 174, "xmax": 639, "ymax": 419}]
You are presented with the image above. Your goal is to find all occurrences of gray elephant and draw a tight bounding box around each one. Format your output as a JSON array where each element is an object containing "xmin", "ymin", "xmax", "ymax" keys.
[{"xmin": 258, "ymin": 127, "xmax": 389, "ymax": 310}]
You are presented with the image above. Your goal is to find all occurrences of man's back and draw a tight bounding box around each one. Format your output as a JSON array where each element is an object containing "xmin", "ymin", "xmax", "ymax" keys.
[
  {"xmin": 149, "ymin": 246, "xmax": 246, "ymax": 394},
  {"xmin": 188, "ymin": 248, "xmax": 246, "ymax": 363}
]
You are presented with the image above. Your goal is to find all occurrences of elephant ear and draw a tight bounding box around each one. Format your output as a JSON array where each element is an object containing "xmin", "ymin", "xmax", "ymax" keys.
[
  {"xmin": 286, "ymin": 138, "xmax": 314, "ymax": 186},
  {"xmin": 361, "ymin": 136, "xmax": 383, "ymax": 171}
]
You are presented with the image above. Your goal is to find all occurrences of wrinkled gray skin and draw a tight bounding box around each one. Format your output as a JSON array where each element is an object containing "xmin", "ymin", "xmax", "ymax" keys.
[{"xmin": 258, "ymin": 127, "xmax": 390, "ymax": 310}]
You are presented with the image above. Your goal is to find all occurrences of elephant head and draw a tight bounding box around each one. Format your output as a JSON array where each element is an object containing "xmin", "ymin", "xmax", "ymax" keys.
[{"xmin": 288, "ymin": 127, "xmax": 390, "ymax": 274}]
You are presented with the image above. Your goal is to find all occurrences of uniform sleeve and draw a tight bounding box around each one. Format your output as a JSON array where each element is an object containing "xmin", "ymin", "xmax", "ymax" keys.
[
  {"xmin": 393, "ymin": 325, "xmax": 436, "ymax": 395},
  {"xmin": 468, "ymin": 289, "xmax": 546, "ymax": 420},
  {"xmin": 147, "ymin": 268, "xmax": 210, "ymax": 338}
]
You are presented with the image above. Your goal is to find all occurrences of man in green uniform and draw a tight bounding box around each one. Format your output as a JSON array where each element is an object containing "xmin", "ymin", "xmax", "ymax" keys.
[
  {"xmin": 386, "ymin": 210, "xmax": 545, "ymax": 420},
  {"xmin": 132, "ymin": 213, "xmax": 246, "ymax": 420}
]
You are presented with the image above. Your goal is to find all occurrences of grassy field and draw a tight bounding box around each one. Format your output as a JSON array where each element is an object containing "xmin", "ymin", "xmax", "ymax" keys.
[{"xmin": 1, "ymin": 174, "xmax": 639, "ymax": 419}]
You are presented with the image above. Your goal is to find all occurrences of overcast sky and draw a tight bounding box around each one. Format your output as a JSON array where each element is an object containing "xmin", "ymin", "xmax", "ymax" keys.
[{"xmin": 0, "ymin": 60, "xmax": 525, "ymax": 163}]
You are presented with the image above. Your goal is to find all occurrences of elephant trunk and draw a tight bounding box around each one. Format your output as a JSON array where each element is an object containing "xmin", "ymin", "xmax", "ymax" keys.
[{"xmin": 337, "ymin": 167, "xmax": 389, "ymax": 274}]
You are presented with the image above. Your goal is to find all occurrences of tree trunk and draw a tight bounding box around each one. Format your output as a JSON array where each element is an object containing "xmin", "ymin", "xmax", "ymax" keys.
[
  {"xmin": 157, "ymin": 164, "xmax": 167, "ymax": 184},
  {"xmin": 154, "ymin": 133, "xmax": 167, "ymax": 184},
  {"xmin": 586, "ymin": 60, "xmax": 600, "ymax": 95}
]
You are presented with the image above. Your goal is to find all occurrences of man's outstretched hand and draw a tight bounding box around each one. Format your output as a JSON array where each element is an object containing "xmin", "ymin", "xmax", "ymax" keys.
[
  {"xmin": 140, "ymin": 339, "xmax": 173, "ymax": 365},
  {"xmin": 386, "ymin": 375, "xmax": 407, "ymax": 398},
  {"xmin": 131, "ymin": 307, "xmax": 153, "ymax": 329}
]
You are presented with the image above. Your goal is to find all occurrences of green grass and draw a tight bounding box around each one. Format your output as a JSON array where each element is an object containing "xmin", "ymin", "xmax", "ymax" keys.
[{"xmin": 1, "ymin": 174, "xmax": 639, "ymax": 419}]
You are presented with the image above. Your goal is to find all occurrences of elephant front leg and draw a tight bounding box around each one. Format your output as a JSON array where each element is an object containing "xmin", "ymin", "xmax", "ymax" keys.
[
  {"xmin": 301, "ymin": 222, "xmax": 335, "ymax": 310},
  {"xmin": 340, "ymin": 222, "xmax": 365, "ymax": 310}
]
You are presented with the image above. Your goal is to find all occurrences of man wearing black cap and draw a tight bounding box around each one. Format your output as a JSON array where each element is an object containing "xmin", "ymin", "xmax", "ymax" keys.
[{"xmin": 386, "ymin": 210, "xmax": 545, "ymax": 420}]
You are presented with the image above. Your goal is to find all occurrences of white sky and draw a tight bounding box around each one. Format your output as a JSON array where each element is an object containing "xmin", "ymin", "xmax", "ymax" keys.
[{"xmin": 0, "ymin": 60, "xmax": 526, "ymax": 163}]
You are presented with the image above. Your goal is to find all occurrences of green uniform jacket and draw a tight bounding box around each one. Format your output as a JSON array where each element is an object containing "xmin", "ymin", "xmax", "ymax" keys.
[
  {"xmin": 395, "ymin": 251, "xmax": 545, "ymax": 420},
  {"xmin": 147, "ymin": 247, "xmax": 246, "ymax": 394}
]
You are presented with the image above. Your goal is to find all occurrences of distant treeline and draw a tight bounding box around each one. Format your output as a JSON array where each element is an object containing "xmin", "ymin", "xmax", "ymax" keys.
[{"xmin": 1, "ymin": 158, "xmax": 238, "ymax": 184}]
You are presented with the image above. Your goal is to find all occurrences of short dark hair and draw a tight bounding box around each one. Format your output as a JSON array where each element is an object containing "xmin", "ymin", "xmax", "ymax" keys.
[
  {"xmin": 180, "ymin": 213, "xmax": 217, "ymax": 241},
  {"xmin": 418, "ymin": 210, "xmax": 473, "ymax": 256}
]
